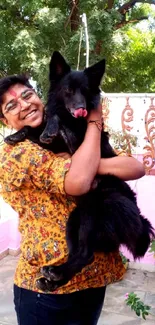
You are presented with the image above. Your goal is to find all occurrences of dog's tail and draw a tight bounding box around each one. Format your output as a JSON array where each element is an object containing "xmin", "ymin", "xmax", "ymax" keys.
[
  {"xmin": 113, "ymin": 196, "xmax": 155, "ymax": 259},
  {"xmin": 133, "ymin": 216, "xmax": 155, "ymax": 259},
  {"xmin": 99, "ymin": 193, "xmax": 155, "ymax": 259}
]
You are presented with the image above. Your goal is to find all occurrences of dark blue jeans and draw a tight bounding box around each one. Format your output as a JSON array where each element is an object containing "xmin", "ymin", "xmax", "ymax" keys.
[{"xmin": 14, "ymin": 284, "xmax": 106, "ymax": 325}]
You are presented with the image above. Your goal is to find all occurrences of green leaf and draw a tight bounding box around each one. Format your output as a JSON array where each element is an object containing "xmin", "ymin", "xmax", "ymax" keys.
[
  {"xmin": 149, "ymin": 240, "xmax": 155, "ymax": 253},
  {"xmin": 136, "ymin": 310, "xmax": 140, "ymax": 317}
]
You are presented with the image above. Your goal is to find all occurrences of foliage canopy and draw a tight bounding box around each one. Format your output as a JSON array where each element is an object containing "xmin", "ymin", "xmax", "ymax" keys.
[{"xmin": 0, "ymin": 0, "xmax": 155, "ymax": 97}]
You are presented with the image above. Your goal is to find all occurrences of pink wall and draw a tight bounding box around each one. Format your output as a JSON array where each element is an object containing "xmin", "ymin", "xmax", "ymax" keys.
[
  {"xmin": 0, "ymin": 200, "xmax": 21, "ymax": 255},
  {"xmin": 0, "ymin": 220, "xmax": 10, "ymax": 254},
  {"xmin": 132, "ymin": 154, "xmax": 155, "ymax": 175},
  {"xmin": 121, "ymin": 175, "xmax": 155, "ymax": 267},
  {"xmin": 0, "ymin": 219, "xmax": 21, "ymax": 255}
]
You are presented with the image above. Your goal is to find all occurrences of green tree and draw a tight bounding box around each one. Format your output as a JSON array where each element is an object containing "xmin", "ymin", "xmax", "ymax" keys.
[
  {"xmin": 0, "ymin": 0, "xmax": 154, "ymax": 97},
  {"xmin": 104, "ymin": 26, "xmax": 155, "ymax": 92}
]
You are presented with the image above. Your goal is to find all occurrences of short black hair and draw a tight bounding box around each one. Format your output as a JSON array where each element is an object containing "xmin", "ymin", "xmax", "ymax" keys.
[{"xmin": 0, "ymin": 74, "xmax": 33, "ymax": 117}]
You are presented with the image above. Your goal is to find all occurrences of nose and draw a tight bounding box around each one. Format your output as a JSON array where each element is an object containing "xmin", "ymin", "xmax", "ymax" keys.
[{"xmin": 19, "ymin": 99, "xmax": 31, "ymax": 111}]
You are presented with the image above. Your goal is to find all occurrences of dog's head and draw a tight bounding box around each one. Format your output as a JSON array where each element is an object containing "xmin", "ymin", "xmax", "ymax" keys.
[{"xmin": 48, "ymin": 51, "xmax": 106, "ymax": 118}]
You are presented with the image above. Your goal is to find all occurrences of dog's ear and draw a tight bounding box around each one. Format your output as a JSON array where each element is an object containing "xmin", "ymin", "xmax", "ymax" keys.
[
  {"xmin": 84, "ymin": 59, "xmax": 106, "ymax": 88},
  {"xmin": 49, "ymin": 51, "xmax": 71, "ymax": 86}
]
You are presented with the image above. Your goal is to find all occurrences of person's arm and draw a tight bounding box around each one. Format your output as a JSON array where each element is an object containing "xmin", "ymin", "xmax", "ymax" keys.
[
  {"xmin": 0, "ymin": 118, "xmax": 101, "ymax": 198},
  {"xmin": 64, "ymin": 105, "xmax": 102, "ymax": 196},
  {"xmin": 97, "ymin": 156, "xmax": 145, "ymax": 181}
]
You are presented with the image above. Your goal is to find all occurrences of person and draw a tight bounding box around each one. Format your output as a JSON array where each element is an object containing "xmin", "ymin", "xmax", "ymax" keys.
[{"xmin": 0, "ymin": 74, "xmax": 145, "ymax": 325}]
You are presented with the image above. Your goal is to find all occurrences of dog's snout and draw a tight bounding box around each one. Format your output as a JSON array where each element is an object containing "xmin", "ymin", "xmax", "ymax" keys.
[{"xmin": 75, "ymin": 103, "xmax": 86, "ymax": 110}]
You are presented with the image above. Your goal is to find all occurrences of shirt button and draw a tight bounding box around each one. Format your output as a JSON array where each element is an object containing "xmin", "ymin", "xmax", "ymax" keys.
[{"xmin": 37, "ymin": 293, "xmax": 40, "ymax": 298}]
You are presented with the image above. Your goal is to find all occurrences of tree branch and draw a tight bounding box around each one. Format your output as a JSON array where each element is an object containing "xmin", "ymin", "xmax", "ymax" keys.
[
  {"xmin": 118, "ymin": 0, "xmax": 155, "ymax": 15},
  {"xmin": 115, "ymin": 15, "xmax": 149, "ymax": 29},
  {"xmin": 65, "ymin": 0, "xmax": 80, "ymax": 31}
]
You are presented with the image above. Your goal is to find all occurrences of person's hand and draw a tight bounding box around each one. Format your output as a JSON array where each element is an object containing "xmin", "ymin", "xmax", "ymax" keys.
[
  {"xmin": 56, "ymin": 152, "xmax": 71, "ymax": 159},
  {"xmin": 87, "ymin": 102, "xmax": 102, "ymax": 123}
]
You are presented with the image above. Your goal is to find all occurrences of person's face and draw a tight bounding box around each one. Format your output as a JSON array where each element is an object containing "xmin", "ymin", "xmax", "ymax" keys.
[{"xmin": 1, "ymin": 83, "xmax": 44, "ymax": 130}]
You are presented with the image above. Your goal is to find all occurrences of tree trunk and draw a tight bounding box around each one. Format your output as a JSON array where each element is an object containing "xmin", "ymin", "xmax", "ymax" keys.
[{"xmin": 67, "ymin": 0, "xmax": 80, "ymax": 31}]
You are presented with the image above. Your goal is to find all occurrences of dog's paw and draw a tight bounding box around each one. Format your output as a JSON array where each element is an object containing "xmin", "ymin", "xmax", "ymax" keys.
[
  {"xmin": 4, "ymin": 127, "xmax": 29, "ymax": 145},
  {"xmin": 40, "ymin": 132, "xmax": 56, "ymax": 144},
  {"xmin": 40, "ymin": 265, "xmax": 63, "ymax": 282},
  {"xmin": 36, "ymin": 277, "xmax": 59, "ymax": 292},
  {"xmin": 40, "ymin": 116, "xmax": 60, "ymax": 144},
  {"xmin": 4, "ymin": 133, "xmax": 26, "ymax": 145},
  {"xmin": 4, "ymin": 135, "xmax": 18, "ymax": 145}
]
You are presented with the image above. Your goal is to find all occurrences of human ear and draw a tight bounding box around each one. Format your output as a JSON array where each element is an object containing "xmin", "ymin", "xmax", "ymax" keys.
[{"xmin": 0, "ymin": 117, "xmax": 11, "ymax": 128}]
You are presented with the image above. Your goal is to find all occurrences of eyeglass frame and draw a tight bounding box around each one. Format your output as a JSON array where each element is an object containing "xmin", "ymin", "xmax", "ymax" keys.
[{"xmin": 2, "ymin": 88, "xmax": 37, "ymax": 116}]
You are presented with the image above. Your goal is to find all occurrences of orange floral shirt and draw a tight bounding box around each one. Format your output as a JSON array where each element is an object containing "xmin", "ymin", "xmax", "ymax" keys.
[{"xmin": 0, "ymin": 139, "xmax": 126, "ymax": 293}]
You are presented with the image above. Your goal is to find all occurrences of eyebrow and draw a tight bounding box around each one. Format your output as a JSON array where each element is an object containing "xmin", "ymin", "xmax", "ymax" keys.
[{"xmin": 21, "ymin": 89, "xmax": 32, "ymax": 96}]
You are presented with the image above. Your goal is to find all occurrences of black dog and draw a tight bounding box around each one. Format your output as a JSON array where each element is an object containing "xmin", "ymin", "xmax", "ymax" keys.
[{"xmin": 5, "ymin": 52, "xmax": 154, "ymax": 292}]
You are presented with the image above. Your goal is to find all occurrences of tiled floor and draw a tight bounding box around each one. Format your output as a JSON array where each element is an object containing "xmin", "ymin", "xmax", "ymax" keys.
[{"xmin": 0, "ymin": 255, "xmax": 155, "ymax": 324}]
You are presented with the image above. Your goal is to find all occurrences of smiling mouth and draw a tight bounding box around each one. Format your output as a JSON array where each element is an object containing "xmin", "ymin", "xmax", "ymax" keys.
[{"xmin": 23, "ymin": 110, "xmax": 37, "ymax": 120}]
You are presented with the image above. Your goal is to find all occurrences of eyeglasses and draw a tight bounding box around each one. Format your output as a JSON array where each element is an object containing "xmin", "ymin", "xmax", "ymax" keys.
[{"xmin": 4, "ymin": 89, "xmax": 37, "ymax": 115}]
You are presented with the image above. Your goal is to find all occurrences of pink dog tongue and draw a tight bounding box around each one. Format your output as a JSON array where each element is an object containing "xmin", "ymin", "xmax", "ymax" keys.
[{"xmin": 74, "ymin": 108, "xmax": 88, "ymax": 118}]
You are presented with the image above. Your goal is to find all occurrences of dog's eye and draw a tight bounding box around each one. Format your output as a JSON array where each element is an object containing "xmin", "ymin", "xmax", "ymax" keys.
[{"xmin": 64, "ymin": 87, "xmax": 71, "ymax": 95}]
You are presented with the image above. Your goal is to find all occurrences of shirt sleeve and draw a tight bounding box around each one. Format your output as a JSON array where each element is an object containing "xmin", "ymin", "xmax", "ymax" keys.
[
  {"xmin": 0, "ymin": 140, "xmax": 71, "ymax": 195},
  {"xmin": 115, "ymin": 149, "xmax": 130, "ymax": 157}
]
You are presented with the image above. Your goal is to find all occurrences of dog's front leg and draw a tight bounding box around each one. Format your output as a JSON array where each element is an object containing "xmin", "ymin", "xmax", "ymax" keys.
[
  {"xmin": 101, "ymin": 131, "xmax": 117, "ymax": 158},
  {"xmin": 40, "ymin": 114, "xmax": 60, "ymax": 144},
  {"xmin": 59, "ymin": 125, "xmax": 78, "ymax": 155},
  {"xmin": 4, "ymin": 126, "xmax": 31, "ymax": 145}
]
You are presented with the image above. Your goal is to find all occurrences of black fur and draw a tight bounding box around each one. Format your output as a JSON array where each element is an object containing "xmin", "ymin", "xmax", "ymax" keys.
[{"xmin": 5, "ymin": 52, "xmax": 155, "ymax": 292}]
